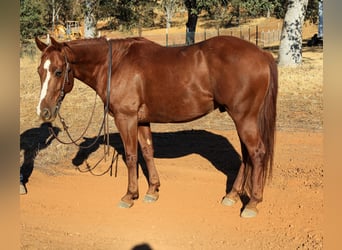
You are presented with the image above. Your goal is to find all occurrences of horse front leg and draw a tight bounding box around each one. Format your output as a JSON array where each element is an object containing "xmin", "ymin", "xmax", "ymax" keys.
[
  {"xmin": 138, "ymin": 124, "xmax": 160, "ymax": 203},
  {"xmin": 115, "ymin": 115, "xmax": 139, "ymax": 208}
]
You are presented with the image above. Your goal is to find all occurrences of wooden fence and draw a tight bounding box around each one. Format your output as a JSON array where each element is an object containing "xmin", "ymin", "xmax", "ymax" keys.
[{"xmin": 141, "ymin": 23, "xmax": 283, "ymax": 48}]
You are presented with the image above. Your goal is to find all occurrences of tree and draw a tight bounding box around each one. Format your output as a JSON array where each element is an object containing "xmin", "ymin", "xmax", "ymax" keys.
[
  {"xmin": 317, "ymin": 0, "xmax": 323, "ymax": 38},
  {"xmin": 206, "ymin": 0, "xmax": 230, "ymax": 31},
  {"xmin": 184, "ymin": 0, "xmax": 225, "ymax": 45},
  {"xmin": 161, "ymin": 0, "xmax": 183, "ymax": 33},
  {"xmin": 96, "ymin": 0, "xmax": 118, "ymax": 29},
  {"xmin": 305, "ymin": 0, "xmax": 320, "ymax": 23},
  {"xmin": 272, "ymin": 0, "xmax": 287, "ymax": 18},
  {"xmin": 130, "ymin": 0, "xmax": 158, "ymax": 35},
  {"xmin": 97, "ymin": 0, "xmax": 157, "ymax": 33},
  {"xmin": 20, "ymin": 0, "xmax": 48, "ymax": 43},
  {"xmin": 83, "ymin": 0, "xmax": 98, "ymax": 38},
  {"xmin": 240, "ymin": 0, "xmax": 276, "ymax": 18},
  {"xmin": 51, "ymin": 0, "xmax": 62, "ymax": 31},
  {"xmin": 45, "ymin": 0, "xmax": 77, "ymax": 29},
  {"xmin": 278, "ymin": 0, "xmax": 309, "ymax": 66},
  {"xmin": 160, "ymin": 0, "xmax": 183, "ymax": 45}
]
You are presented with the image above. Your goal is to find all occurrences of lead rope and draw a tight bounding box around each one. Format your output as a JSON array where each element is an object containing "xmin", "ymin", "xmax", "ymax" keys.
[
  {"xmin": 49, "ymin": 39, "xmax": 118, "ymax": 176},
  {"xmin": 48, "ymin": 55, "xmax": 100, "ymax": 148},
  {"xmin": 50, "ymin": 93, "xmax": 98, "ymax": 148},
  {"xmin": 103, "ymin": 38, "xmax": 112, "ymax": 161}
]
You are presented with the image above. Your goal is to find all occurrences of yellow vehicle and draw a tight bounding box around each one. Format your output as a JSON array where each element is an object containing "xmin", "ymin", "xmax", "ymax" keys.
[{"xmin": 53, "ymin": 21, "xmax": 83, "ymax": 40}]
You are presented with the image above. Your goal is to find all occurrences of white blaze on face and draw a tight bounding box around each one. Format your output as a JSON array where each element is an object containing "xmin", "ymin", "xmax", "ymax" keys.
[{"xmin": 36, "ymin": 59, "xmax": 51, "ymax": 116}]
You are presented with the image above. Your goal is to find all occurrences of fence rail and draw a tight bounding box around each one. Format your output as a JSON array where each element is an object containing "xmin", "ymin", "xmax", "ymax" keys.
[{"xmin": 140, "ymin": 23, "xmax": 283, "ymax": 48}]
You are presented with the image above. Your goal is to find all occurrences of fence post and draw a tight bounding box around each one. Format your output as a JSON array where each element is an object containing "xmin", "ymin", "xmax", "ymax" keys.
[
  {"xmin": 272, "ymin": 29, "xmax": 275, "ymax": 43},
  {"xmin": 248, "ymin": 26, "xmax": 251, "ymax": 42},
  {"xmin": 256, "ymin": 25, "xmax": 259, "ymax": 46}
]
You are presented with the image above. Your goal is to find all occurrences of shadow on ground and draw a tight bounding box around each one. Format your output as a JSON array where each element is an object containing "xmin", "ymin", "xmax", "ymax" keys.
[
  {"xmin": 72, "ymin": 129, "xmax": 241, "ymax": 194},
  {"xmin": 20, "ymin": 123, "xmax": 61, "ymax": 185}
]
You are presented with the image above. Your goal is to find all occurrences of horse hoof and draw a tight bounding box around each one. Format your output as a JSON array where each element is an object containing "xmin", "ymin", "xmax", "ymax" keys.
[
  {"xmin": 221, "ymin": 196, "xmax": 237, "ymax": 206},
  {"xmin": 20, "ymin": 183, "xmax": 27, "ymax": 195},
  {"xmin": 143, "ymin": 194, "xmax": 159, "ymax": 203},
  {"xmin": 118, "ymin": 200, "xmax": 133, "ymax": 208},
  {"xmin": 241, "ymin": 207, "xmax": 258, "ymax": 218}
]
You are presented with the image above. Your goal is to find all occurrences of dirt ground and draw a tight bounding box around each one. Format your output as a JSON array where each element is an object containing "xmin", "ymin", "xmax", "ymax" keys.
[
  {"xmin": 19, "ymin": 23, "xmax": 323, "ymax": 249},
  {"xmin": 20, "ymin": 131, "xmax": 323, "ymax": 250}
]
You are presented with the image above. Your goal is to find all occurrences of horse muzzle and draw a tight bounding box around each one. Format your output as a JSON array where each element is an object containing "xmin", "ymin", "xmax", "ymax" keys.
[{"xmin": 40, "ymin": 107, "xmax": 58, "ymax": 122}]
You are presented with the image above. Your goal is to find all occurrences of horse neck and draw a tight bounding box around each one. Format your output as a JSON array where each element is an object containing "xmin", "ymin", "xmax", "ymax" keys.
[
  {"xmin": 69, "ymin": 38, "xmax": 132, "ymax": 99},
  {"xmin": 69, "ymin": 39, "xmax": 109, "ymax": 95}
]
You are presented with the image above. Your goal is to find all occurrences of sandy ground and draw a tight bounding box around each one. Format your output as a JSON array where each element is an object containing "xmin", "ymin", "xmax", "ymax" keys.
[
  {"xmin": 19, "ymin": 22, "xmax": 323, "ymax": 249},
  {"xmin": 20, "ymin": 130, "xmax": 323, "ymax": 250}
]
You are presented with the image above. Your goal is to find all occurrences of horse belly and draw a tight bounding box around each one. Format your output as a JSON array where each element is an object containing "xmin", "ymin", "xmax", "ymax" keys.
[{"xmin": 142, "ymin": 93, "xmax": 215, "ymax": 123}]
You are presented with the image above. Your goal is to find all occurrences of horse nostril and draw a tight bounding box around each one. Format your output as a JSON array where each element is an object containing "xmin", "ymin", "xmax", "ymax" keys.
[{"xmin": 41, "ymin": 108, "xmax": 51, "ymax": 121}]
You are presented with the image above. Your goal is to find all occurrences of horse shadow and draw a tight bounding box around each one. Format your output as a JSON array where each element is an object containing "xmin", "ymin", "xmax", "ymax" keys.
[
  {"xmin": 72, "ymin": 130, "xmax": 241, "ymax": 194},
  {"xmin": 20, "ymin": 123, "xmax": 61, "ymax": 185}
]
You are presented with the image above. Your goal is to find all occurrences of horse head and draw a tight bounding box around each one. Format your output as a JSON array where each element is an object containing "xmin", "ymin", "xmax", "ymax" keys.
[{"xmin": 35, "ymin": 37, "xmax": 75, "ymax": 122}]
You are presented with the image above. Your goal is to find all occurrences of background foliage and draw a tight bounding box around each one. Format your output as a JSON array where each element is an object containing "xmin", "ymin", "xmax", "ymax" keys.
[{"xmin": 20, "ymin": 0, "xmax": 320, "ymax": 43}]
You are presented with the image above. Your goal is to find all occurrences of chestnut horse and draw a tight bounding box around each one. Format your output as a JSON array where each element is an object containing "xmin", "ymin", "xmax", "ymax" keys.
[{"xmin": 35, "ymin": 36, "xmax": 277, "ymax": 218}]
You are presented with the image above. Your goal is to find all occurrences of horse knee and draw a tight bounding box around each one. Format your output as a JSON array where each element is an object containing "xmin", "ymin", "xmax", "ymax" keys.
[
  {"xmin": 141, "ymin": 145, "xmax": 154, "ymax": 159},
  {"xmin": 125, "ymin": 154, "xmax": 137, "ymax": 168},
  {"xmin": 253, "ymin": 145, "xmax": 266, "ymax": 165}
]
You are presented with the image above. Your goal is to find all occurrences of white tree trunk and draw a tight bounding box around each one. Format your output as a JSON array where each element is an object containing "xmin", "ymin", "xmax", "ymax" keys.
[
  {"xmin": 166, "ymin": 7, "xmax": 172, "ymax": 31},
  {"xmin": 318, "ymin": 0, "xmax": 323, "ymax": 38},
  {"xmin": 278, "ymin": 0, "xmax": 308, "ymax": 66},
  {"xmin": 52, "ymin": 0, "xmax": 55, "ymax": 31},
  {"xmin": 84, "ymin": 0, "xmax": 96, "ymax": 38},
  {"xmin": 163, "ymin": 0, "xmax": 177, "ymax": 35}
]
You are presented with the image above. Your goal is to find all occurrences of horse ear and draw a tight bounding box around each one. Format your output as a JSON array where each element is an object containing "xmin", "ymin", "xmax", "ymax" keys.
[
  {"xmin": 50, "ymin": 37, "xmax": 64, "ymax": 50},
  {"xmin": 50, "ymin": 37, "xmax": 72, "ymax": 55},
  {"xmin": 35, "ymin": 37, "xmax": 48, "ymax": 51}
]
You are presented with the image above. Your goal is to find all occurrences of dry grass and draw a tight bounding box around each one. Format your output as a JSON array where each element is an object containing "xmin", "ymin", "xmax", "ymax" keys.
[{"xmin": 276, "ymin": 47, "xmax": 323, "ymax": 131}]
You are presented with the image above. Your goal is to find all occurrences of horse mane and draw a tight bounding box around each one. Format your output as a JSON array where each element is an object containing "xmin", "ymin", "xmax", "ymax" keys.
[
  {"xmin": 65, "ymin": 36, "xmax": 108, "ymax": 46},
  {"xmin": 110, "ymin": 36, "xmax": 160, "ymax": 49},
  {"xmin": 63, "ymin": 36, "xmax": 159, "ymax": 51}
]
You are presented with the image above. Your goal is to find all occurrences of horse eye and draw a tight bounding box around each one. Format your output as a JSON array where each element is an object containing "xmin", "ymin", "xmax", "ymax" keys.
[{"xmin": 55, "ymin": 70, "xmax": 62, "ymax": 77}]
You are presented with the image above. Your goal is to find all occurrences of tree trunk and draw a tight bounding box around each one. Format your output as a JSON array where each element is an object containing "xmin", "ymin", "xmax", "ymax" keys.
[
  {"xmin": 52, "ymin": 0, "xmax": 55, "ymax": 32},
  {"xmin": 278, "ymin": 0, "xmax": 308, "ymax": 66},
  {"xmin": 184, "ymin": 0, "xmax": 198, "ymax": 45},
  {"xmin": 165, "ymin": 6, "xmax": 172, "ymax": 31},
  {"xmin": 84, "ymin": 0, "xmax": 96, "ymax": 38},
  {"xmin": 318, "ymin": 0, "xmax": 323, "ymax": 38},
  {"xmin": 185, "ymin": 11, "xmax": 198, "ymax": 45}
]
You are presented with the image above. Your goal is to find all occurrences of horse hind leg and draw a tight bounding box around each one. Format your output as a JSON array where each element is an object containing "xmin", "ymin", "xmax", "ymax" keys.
[
  {"xmin": 237, "ymin": 121, "xmax": 267, "ymax": 218},
  {"xmin": 138, "ymin": 124, "xmax": 160, "ymax": 203},
  {"xmin": 223, "ymin": 116, "xmax": 267, "ymax": 218}
]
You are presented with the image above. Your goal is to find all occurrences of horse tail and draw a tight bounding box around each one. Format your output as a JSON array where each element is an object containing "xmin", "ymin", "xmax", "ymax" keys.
[
  {"xmin": 241, "ymin": 52, "xmax": 278, "ymax": 196},
  {"xmin": 260, "ymin": 51, "xmax": 278, "ymax": 182}
]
